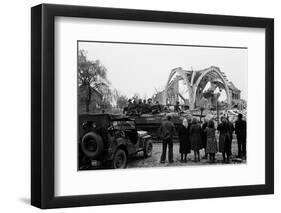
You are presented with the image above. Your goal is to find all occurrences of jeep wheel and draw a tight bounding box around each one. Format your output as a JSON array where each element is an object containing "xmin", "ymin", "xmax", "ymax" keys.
[
  {"xmin": 112, "ymin": 149, "xmax": 127, "ymax": 169},
  {"xmin": 144, "ymin": 141, "xmax": 153, "ymax": 157},
  {"xmin": 81, "ymin": 132, "xmax": 104, "ymax": 159}
]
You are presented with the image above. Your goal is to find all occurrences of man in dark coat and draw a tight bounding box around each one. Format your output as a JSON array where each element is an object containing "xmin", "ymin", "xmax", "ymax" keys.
[
  {"xmin": 190, "ymin": 118, "xmax": 202, "ymax": 161},
  {"xmin": 227, "ymin": 117, "xmax": 235, "ymax": 156},
  {"xmin": 178, "ymin": 118, "xmax": 191, "ymax": 162},
  {"xmin": 159, "ymin": 115, "xmax": 176, "ymax": 163},
  {"xmin": 201, "ymin": 118, "xmax": 208, "ymax": 159},
  {"xmin": 235, "ymin": 113, "xmax": 247, "ymax": 158}
]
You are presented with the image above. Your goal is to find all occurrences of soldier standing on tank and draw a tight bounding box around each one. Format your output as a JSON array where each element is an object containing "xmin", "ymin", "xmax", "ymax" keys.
[
  {"xmin": 130, "ymin": 99, "xmax": 137, "ymax": 116},
  {"xmin": 147, "ymin": 98, "xmax": 153, "ymax": 105},
  {"xmin": 154, "ymin": 101, "xmax": 161, "ymax": 113},
  {"xmin": 142, "ymin": 99, "xmax": 151, "ymax": 114},
  {"xmin": 159, "ymin": 115, "xmax": 176, "ymax": 163},
  {"xmin": 123, "ymin": 99, "xmax": 132, "ymax": 115},
  {"xmin": 136, "ymin": 99, "xmax": 143, "ymax": 115}
]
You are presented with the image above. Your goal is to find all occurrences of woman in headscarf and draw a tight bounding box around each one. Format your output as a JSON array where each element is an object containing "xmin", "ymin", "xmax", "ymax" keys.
[
  {"xmin": 217, "ymin": 116, "xmax": 232, "ymax": 162},
  {"xmin": 189, "ymin": 118, "xmax": 202, "ymax": 162},
  {"xmin": 178, "ymin": 118, "xmax": 191, "ymax": 162},
  {"xmin": 205, "ymin": 119, "xmax": 218, "ymax": 162}
]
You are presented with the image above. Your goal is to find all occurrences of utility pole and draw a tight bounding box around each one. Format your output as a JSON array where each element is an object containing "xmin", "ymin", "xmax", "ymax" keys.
[{"xmin": 216, "ymin": 93, "xmax": 220, "ymax": 123}]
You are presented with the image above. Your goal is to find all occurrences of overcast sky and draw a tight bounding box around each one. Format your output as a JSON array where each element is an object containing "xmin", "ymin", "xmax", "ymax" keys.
[{"xmin": 78, "ymin": 41, "xmax": 248, "ymax": 100}]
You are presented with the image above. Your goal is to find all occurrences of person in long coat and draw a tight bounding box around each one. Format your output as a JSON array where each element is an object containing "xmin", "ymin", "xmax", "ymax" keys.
[
  {"xmin": 201, "ymin": 118, "xmax": 208, "ymax": 159},
  {"xmin": 217, "ymin": 116, "xmax": 232, "ymax": 162},
  {"xmin": 227, "ymin": 117, "xmax": 235, "ymax": 156},
  {"xmin": 205, "ymin": 120, "xmax": 218, "ymax": 162},
  {"xmin": 178, "ymin": 118, "xmax": 191, "ymax": 162},
  {"xmin": 189, "ymin": 118, "xmax": 202, "ymax": 161},
  {"xmin": 235, "ymin": 113, "xmax": 247, "ymax": 159},
  {"xmin": 159, "ymin": 115, "xmax": 176, "ymax": 163}
]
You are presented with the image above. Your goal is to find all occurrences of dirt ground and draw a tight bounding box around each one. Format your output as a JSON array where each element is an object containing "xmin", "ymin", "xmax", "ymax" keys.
[{"xmin": 127, "ymin": 139, "xmax": 246, "ymax": 168}]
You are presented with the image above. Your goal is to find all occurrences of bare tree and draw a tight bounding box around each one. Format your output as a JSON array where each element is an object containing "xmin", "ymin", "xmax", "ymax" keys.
[{"xmin": 78, "ymin": 50, "xmax": 110, "ymax": 112}]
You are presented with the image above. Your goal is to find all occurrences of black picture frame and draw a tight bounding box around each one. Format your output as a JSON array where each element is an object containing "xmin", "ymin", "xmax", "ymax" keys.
[{"xmin": 31, "ymin": 3, "xmax": 274, "ymax": 209}]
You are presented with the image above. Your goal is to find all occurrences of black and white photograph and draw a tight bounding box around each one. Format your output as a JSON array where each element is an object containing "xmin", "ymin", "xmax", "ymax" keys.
[
  {"xmin": 28, "ymin": 2, "xmax": 274, "ymax": 209},
  {"xmin": 78, "ymin": 41, "xmax": 248, "ymax": 170}
]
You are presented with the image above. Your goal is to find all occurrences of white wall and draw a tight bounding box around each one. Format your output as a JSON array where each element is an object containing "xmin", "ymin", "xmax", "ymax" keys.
[{"xmin": 0, "ymin": 0, "xmax": 279, "ymax": 212}]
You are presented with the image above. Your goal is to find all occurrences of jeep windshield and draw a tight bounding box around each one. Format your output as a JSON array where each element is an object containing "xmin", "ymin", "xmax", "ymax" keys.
[
  {"xmin": 79, "ymin": 113, "xmax": 134, "ymax": 130},
  {"xmin": 112, "ymin": 120, "xmax": 135, "ymax": 130}
]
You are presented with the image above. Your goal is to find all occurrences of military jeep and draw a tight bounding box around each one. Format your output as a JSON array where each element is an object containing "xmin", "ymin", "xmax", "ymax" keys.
[{"xmin": 78, "ymin": 113, "xmax": 153, "ymax": 169}]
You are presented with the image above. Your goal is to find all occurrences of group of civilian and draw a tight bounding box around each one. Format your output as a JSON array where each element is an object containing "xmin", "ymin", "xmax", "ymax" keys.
[{"xmin": 159, "ymin": 114, "xmax": 247, "ymax": 163}]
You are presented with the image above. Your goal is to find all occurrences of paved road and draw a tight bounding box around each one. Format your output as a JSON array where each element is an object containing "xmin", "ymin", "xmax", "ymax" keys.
[{"xmin": 127, "ymin": 139, "xmax": 245, "ymax": 168}]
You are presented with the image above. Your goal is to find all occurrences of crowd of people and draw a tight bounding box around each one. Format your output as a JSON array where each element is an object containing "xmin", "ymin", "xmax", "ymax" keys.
[
  {"xmin": 123, "ymin": 98, "xmax": 162, "ymax": 115},
  {"xmin": 158, "ymin": 114, "xmax": 247, "ymax": 164}
]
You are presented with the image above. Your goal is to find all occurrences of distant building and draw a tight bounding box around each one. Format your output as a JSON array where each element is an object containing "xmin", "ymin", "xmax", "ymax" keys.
[{"xmin": 228, "ymin": 81, "xmax": 241, "ymax": 105}]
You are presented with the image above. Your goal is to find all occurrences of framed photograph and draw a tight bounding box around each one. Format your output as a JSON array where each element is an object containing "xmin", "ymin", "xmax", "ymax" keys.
[{"xmin": 31, "ymin": 4, "xmax": 274, "ymax": 209}]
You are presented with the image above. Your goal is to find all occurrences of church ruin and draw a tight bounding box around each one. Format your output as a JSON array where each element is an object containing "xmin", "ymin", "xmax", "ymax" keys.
[{"xmin": 155, "ymin": 66, "xmax": 241, "ymax": 110}]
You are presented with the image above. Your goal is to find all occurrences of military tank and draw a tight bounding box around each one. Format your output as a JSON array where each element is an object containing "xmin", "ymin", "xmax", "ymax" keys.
[
  {"xmin": 125, "ymin": 103, "xmax": 207, "ymax": 140},
  {"xmin": 133, "ymin": 112, "xmax": 181, "ymax": 139}
]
